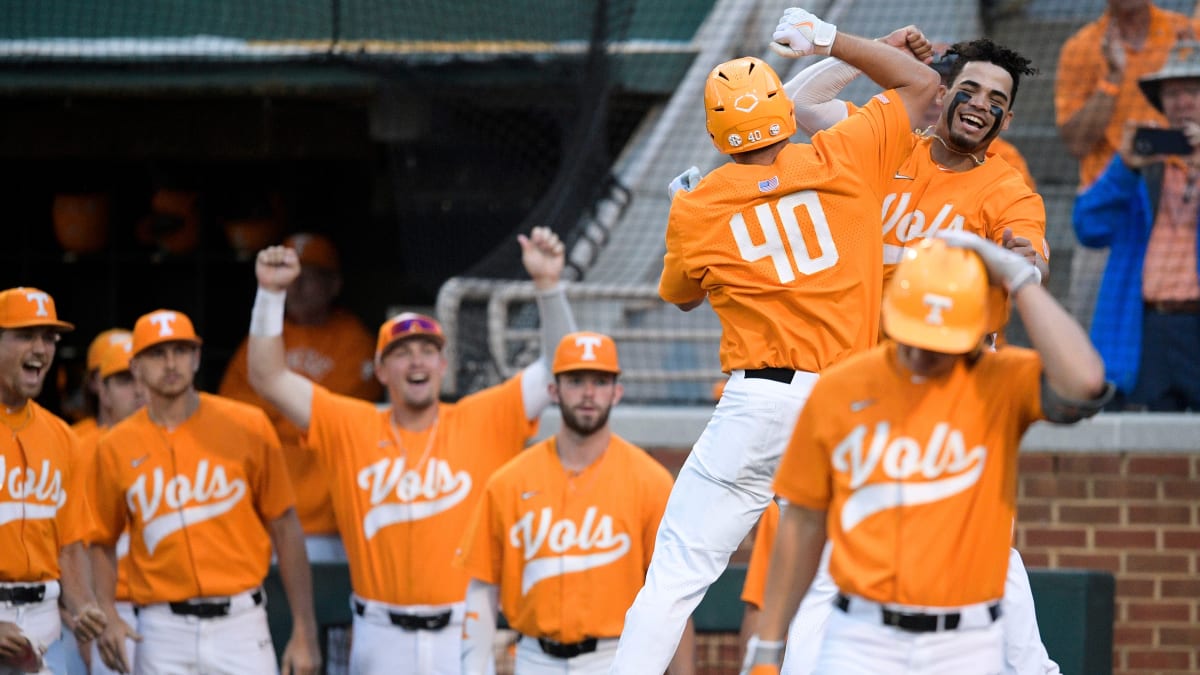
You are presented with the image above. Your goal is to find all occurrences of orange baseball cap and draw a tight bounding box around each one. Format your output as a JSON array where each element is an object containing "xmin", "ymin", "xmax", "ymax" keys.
[
  {"xmin": 86, "ymin": 328, "xmax": 133, "ymax": 371},
  {"xmin": 131, "ymin": 309, "xmax": 203, "ymax": 357},
  {"xmin": 284, "ymin": 233, "xmax": 340, "ymax": 271},
  {"xmin": 552, "ymin": 332, "xmax": 621, "ymax": 375},
  {"xmin": 99, "ymin": 334, "xmax": 134, "ymax": 379},
  {"xmin": 0, "ymin": 287, "xmax": 74, "ymax": 332},
  {"xmin": 376, "ymin": 312, "xmax": 444, "ymax": 358}
]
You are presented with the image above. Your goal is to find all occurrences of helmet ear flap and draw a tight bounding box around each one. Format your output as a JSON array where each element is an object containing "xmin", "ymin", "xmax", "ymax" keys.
[
  {"xmin": 881, "ymin": 239, "xmax": 990, "ymax": 354},
  {"xmin": 704, "ymin": 57, "xmax": 796, "ymax": 154}
]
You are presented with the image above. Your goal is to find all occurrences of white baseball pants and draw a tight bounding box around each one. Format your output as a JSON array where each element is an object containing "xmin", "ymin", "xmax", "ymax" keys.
[
  {"xmin": 134, "ymin": 590, "xmax": 277, "ymax": 675},
  {"xmin": 612, "ymin": 369, "xmax": 817, "ymax": 674},
  {"xmin": 814, "ymin": 594, "xmax": 1004, "ymax": 674},
  {"xmin": 0, "ymin": 581, "xmax": 61, "ymax": 675},
  {"xmin": 90, "ymin": 602, "xmax": 138, "ymax": 675},
  {"xmin": 350, "ymin": 599, "xmax": 495, "ymax": 675},
  {"xmin": 514, "ymin": 636, "xmax": 617, "ymax": 675}
]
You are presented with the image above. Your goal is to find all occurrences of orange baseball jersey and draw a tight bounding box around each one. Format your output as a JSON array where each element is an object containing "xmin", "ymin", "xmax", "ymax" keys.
[
  {"xmin": 660, "ymin": 91, "xmax": 915, "ymax": 373},
  {"xmin": 1056, "ymin": 6, "xmax": 1199, "ymax": 188},
  {"xmin": 773, "ymin": 342, "xmax": 1044, "ymax": 607},
  {"xmin": 76, "ymin": 424, "xmax": 132, "ymax": 601},
  {"xmin": 305, "ymin": 374, "xmax": 535, "ymax": 606},
  {"xmin": 455, "ymin": 436, "xmax": 673, "ymax": 643},
  {"xmin": 71, "ymin": 416, "xmax": 97, "ymax": 437},
  {"xmin": 89, "ymin": 394, "xmax": 295, "ymax": 604},
  {"xmin": 221, "ymin": 310, "xmax": 380, "ymax": 534},
  {"xmin": 881, "ymin": 133, "xmax": 1047, "ymax": 336},
  {"xmin": 0, "ymin": 402, "xmax": 90, "ymax": 582},
  {"xmin": 740, "ymin": 499, "xmax": 780, "ymax": 610},
  {"xmin": 989, "ymin": 137, "xmax": 1036, "ymax": 192}
]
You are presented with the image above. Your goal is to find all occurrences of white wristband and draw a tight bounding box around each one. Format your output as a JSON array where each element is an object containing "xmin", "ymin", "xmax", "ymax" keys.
[{"xmin": 250, "ymin": 288, "xmax": 286, "ymax": 337}]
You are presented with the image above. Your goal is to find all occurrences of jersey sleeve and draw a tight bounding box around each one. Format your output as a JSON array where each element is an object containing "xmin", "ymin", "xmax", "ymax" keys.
[
  {"xmin": 457, "ymin": 374, "xmax": 538, "ymax": 460},
  {"xmin": 249, "ymin": 409, "xmax": 297, "ymax": 522},
  {"xmin": 658, "ymin": 203, "xmax": 706, "ymax": 306},
  {"xmin": 88, "ymin": 436, "xmax": 129, "ymax": 548},
  {"xmin": 812, "ymin": 89, "xmax": 914, "ymax": 198},
  {"xmin": 987, "ymin": 181, "xmax": 1049, "ymax": 262},
  {"xmin": 456, "ymin": 480, "xmax": 503, "ymax": 584},
  {"xmin": 740, "ymin": 500, "xmax": 780, "ymax": 608},
  {"xmin": 306, "ymin": 384, "xmax": 374, "ymax": 464}
]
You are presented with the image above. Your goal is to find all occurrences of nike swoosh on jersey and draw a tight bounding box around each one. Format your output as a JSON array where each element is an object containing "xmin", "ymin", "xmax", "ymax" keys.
[
  {"xmin": 0, "ymin": 502, "xmax": 58, "ymax": 526},
  {"xmin": 521, "ymin": 490, "xmax": 539, "ymax": 500},
  {"xmin": 361, "ymin": 477, "xmax": 473, "ymax": 539},
  {"xmin": 521, "ymin": 535, "xmax": 632, "ymax": 594},
  {"xmin": 850, "ymin": 398, "xmax": 876, "ymax": 412},
  {"xmin": 141, "ymin": 483, "xmax": 248, "ymax": 555},
  {"xmin": 840, "ymin": 461, "xmax": 984, "ymax": 532},
  {"xmin": 131, "ymin": 455, "xmax": 149, "ymax": 468},
  {"xmin": 893, "ymin": 172, "xmax": 915, "ymax": 180}
]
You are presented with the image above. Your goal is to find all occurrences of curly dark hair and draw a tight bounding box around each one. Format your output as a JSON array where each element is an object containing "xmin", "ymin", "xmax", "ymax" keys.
[{"xmin": 943, "ymin": 38, "xmax": 1038, "ymax": 108}]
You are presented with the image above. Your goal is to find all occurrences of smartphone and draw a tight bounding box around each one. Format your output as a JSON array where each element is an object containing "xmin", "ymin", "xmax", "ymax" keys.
[{"xmin": 1132, "ymin": 127, "xmax": 1193, "ymax": 156}]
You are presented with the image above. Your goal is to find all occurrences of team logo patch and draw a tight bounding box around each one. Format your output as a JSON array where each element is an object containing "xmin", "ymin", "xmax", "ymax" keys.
[
  {"xmin": 758, "ymin": 176, "xmax": 780, "ymax": 193},
  {"xmin": 727, "ymin": 134, "xmax": 743, "ymax": 148},
  {"xmin": 734, "ymin": 93, "xmax": 759, "ymax": 113},
  {"xmin": 769, "ymin": 123, "xmax": 781, "ymax": 137}
]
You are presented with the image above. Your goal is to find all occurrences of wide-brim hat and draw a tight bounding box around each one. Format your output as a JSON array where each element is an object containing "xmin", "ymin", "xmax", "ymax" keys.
[{"xmin": 1139, "ymin": 41, "xmax": 1200, "ymax": 113}]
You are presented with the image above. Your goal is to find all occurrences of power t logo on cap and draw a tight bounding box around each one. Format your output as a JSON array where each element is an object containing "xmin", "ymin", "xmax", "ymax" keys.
[
  {"xmin": 132, "ymin": 309, "xmax": 203, "ymax": 357},
  {"xmin": 552, "ymin": 332, "xmax": 621, "ymax": 375}
]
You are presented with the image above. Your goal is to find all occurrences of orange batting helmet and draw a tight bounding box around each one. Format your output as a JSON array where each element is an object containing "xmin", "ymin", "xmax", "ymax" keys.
[
  {"xmin": 704, "ymin": 57, "xmax": 796, "ymax": 154},
  {"xmin": 882, "ymin": 238, "xmax": 989, "ymax": 354}
]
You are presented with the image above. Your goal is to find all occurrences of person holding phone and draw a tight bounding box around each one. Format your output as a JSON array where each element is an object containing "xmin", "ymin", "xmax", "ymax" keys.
[{"xmin": 1074, "ymin": 40, "xmax": 1200, "ymax": 411}]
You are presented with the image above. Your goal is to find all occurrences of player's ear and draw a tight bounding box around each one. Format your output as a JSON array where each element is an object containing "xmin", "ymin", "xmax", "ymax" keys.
[
  {"xmin": 1000, "ymin": 109, "xmax": 1013, "ymax": 133},
  {"xmin": 374, "ymin": 356, "xmax": 388, "ymax": 386},
  {"xmin": 548, "ymin": 380, "xmax": 560, "ymax": 404},
  {"xmin": 612, "ymin": 381, "xmax": 624, "ymax": 406}
]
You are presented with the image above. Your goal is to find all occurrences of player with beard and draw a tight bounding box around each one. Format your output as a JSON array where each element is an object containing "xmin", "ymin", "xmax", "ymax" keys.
[
  {"xmin": 89, "ymin": 309, "xmax": 319, "ymax": 675},
  {"xmin": 457, "ymin": 333, "xmax": 690, "ymax": 675},
  {"xmin": 246, "ymin": 227, "xmax": 577, "ymax": 674},
  {"xmin": 783, "ymin": 36, "xmax": 1049, "ymax": 346}
]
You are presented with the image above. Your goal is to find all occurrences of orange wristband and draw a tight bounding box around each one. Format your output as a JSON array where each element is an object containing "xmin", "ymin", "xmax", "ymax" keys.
[{"xmin": 1097, "ymin": 79, "xmax": 1119, "ymax": 96}]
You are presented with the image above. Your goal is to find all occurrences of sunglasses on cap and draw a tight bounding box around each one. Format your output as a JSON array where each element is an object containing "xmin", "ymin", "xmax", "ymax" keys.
[{"xmin": 391, "ymin": 316, "xmax": 440, "ymax": 336}]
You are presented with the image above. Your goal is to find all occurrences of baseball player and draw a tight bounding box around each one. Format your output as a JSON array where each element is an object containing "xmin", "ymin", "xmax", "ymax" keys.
[
  {"xmin": 72, "ymin": 334, "xmax": 145, "ymax": 675},
  {"xmin": 744, "ymin": 234, "xmax": 1112, "ymax": 674},
  {"xmin": 245, "ymin": 226, "xmax": 576, "ymax": 674},
  {"xmin": 88, "ymin": 309, "xmax": 320, "ymax": 675},
  {"xmin": 457, "ymin": 332, "xmax": 692, "ymax": 675},
  {"xmin": 0, "ymin": 287, "xmax": 107, "ymax": 675},
  {"xmin": 70, "ymin": 329, "xmax": 133, "ymax": 438},
  {"xmin": 611, "ymin": 11, "xmax": 941, "ymax": 672},
  {"xmin": 221, "ymin": 232, "xmax": 380, "ymax": 562},
  {"xmin": 784, "ymin": 35, "xmax": 1048, "ymax": 345}
]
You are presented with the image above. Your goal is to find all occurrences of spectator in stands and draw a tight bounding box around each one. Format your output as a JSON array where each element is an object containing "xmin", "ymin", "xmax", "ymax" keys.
[
  {"xmin": 1073, "ymin": 41, "xmax": 1200, "ymax": 411},
  {"xmin": 1055, "ymin": 0, "xmax": 1199, "ymax": 329},
  {"xmin": 221, "ymin": 232, "xmax": 380, "ymax": 562}
]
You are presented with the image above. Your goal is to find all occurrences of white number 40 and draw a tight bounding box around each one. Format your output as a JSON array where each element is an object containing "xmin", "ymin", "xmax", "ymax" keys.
[{"xmin": 729, "ymin": 191, "xmax": 839, "ymax": 283}]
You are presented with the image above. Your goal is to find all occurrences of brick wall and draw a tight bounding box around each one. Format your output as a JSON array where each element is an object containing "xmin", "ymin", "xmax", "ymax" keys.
[{"xmin": 641, "ymin": 448, "xmax": 1200, "ymax": 675}]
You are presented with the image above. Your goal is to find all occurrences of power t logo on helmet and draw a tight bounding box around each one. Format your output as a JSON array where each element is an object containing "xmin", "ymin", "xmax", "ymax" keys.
[
  {"xmin": 704, "ymin": 57, "xmax": 796, "ymax": 154},
  {"xmin": 882, "ymin": 238, "xmax": 990, "ymax": 354}
]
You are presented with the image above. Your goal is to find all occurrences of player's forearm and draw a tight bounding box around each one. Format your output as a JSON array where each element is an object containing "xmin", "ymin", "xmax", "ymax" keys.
[
  {"xmin": 758, "ymin": 505, "xmax": 825, "ymax": 643},
  {"xmin": 830, "ymin": 33, "xmax": 937, "ymax": 118},
  {"xmin": 58, "ymin": 542, "xmax": 98, "ymax": 615},
  {"xmin": 247, "ymin": 288, "xmax": 314, "ymax": 430},
  {"xmin": 269, "ymin": 510, "xmax": 319, "ymax": 641},
  {"xmin": 462, "ymin": 580, "xmax": 499, "ymax": 675},
  {"xmin": 785, "ymin": 57, "xmax": 858, "ymax": 135},
  {"xmin": 1013, "ymin": 284, "xmax": 1107, "ymax": 401},
  {"xmin": 519, "ymin": 282, "xmax": 578, "ymax": 418},
  {"xmin": 88, "ymin": 545, "xmax": 119, "ymax": 617}
]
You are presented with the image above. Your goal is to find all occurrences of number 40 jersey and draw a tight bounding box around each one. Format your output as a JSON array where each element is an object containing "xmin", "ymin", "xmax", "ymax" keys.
[{"xmin": 659, "ymin": 90, "xmax": 914, "ymax": 374}]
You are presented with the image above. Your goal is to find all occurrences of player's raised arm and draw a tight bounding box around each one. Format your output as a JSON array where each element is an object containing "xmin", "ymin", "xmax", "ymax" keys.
[
  {"xmin": 247, "ymin": 246, "xmax": 316, "ymax": 432},
  {"xmin": 516, "ymin": 226, "xmax": 578, "ymax": 421},
  {"xmin": 772, "ymin": 9, "xmax": 938, "ymax": 128}
]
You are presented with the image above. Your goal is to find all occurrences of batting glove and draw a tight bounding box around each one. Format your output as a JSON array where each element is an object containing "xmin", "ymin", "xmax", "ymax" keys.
[
  {"xmin": 938, "ymin": 230, "xmax": 1042, "ymax": 294},
  {"xmin": 667, "ymin": 166, "xmax": 702, "ymax": 199},
  {"xmin": 739, "ymin": 636, "xmax": 785, "ymax": 675},
  {"xmin": 770, "ymin": 7, "xmax": 837, "ymax": 59}
]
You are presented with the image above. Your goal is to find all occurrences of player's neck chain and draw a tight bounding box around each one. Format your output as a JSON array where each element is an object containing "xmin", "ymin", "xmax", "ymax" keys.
[
  {"xmin": 922, "ymin": 127, "xmax": 985, "ymax": 167},
  {"xmin": 389, "ymin": 415, "xmax": 439, "ymax": 469}
]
